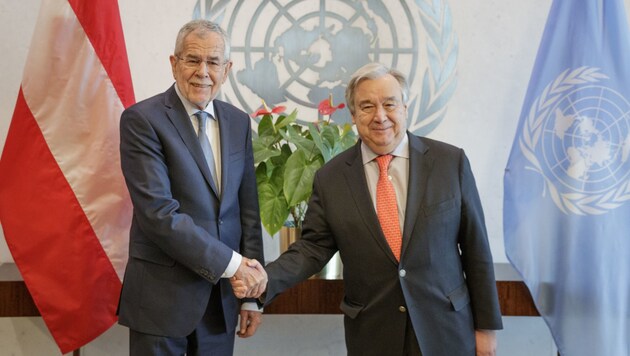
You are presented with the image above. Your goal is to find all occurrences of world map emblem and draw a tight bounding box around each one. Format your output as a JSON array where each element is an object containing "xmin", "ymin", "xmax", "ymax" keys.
[
  {"xmin": 194, "ymin": 0, "xmax": 458, "ymax": 134},
  {"xmin": 520, "ymin": 67, "xmax": 630, "ymax": 215}
]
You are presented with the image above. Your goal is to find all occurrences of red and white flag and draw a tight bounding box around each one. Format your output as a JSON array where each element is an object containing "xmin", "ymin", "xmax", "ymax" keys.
[{"xmin": 0, "ymin": 0, "xmax": 134, "ymax": 352}]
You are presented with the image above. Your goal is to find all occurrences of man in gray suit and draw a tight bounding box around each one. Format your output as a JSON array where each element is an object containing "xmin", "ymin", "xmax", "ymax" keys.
[
  {"xmin": 236, "ymin": 63, "xmax": 503, "ymax": 355},
  {"xmin": 118, "ymin": 20, "xmax": 267, "ymax": 355}
]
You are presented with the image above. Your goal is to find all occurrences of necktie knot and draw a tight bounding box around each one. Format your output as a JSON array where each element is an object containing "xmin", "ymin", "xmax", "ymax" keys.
[
  {"xmin": 376, "ymin": 154, "xmax": 393, "ymax": 175},
  {"xmin": 195, "ymin": 111, "xmax": 209, "ymax": 134}
]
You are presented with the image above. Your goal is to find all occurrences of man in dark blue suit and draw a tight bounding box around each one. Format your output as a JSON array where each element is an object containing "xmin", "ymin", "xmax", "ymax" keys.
[
  {"xmin": 118, "ymin": 19, "xmax": 266, "ymax": 355},
  {"xmin": 237, "ymin": 63, "xmax": 503, "ymax": 355}
]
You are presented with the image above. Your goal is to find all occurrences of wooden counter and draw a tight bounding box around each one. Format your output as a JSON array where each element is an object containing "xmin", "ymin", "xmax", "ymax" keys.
[
  {"xmin": 264, "ymin": 279, "xmax": 538, "ymax": 316},
  {"xmin": 1, "ymin": 279, "xmax": 538, "ymax": 317}
]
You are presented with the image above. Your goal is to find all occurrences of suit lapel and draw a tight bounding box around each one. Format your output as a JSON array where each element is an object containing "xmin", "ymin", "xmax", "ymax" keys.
[
  {"xmin": 343, "ymin": 144, "xmax": 399, "ymax": 265},
  {"xmin": 401, "ymin": 133, "xmax": 432, "ymax": 259},
  {"xmin": 163, "ymin": 86, "xmax": 219, "ymax": 198},
  {"xmin": 214, "ymin": 101, "xmax": 230, "ymax": 201}
]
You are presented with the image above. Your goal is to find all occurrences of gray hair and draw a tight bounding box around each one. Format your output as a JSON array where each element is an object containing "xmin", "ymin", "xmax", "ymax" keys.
[
  {"xmin": 345, "ymin": 63, "xmax": 409, "ymax": 115},
  {"xmin": 174, "ymin": 19, "xmax": 231, "ymax": 60}
]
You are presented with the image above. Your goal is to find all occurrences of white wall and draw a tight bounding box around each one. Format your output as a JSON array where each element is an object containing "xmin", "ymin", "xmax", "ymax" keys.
[
  {"xmin": 1, "ymin": 0, "xmax": 629, "ymax": 355},
  {"xmin": 0, "ymin": 0, "xmax": 578, "ymax": 264}
]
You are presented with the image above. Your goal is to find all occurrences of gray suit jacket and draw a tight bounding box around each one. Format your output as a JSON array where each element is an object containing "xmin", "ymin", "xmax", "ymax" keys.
[
  {"xmin": 117, "ymin": 85, "xmax": 263, "ymax": 337},
  {"xmin": 264, "ymin": 133, "xmax": 502, "ymax": 355}
]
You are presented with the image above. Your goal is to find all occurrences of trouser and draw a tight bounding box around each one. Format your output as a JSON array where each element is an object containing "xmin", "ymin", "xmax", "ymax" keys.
[{"xmin": 130, "ymin": 285, "xmax": 233, "ymax": 356}]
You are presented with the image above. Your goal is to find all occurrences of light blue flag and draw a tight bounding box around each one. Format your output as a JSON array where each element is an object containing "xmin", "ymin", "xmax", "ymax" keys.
[{"xmin": 504, "ymin": 1, "xmax": 630, "ymax": 355}]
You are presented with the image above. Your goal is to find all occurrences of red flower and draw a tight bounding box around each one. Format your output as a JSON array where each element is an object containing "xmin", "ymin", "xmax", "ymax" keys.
[
  {"xmin": 252, "ymin": 100, "xmax": 286, "ymax": 117},
  {"xmin": 318, "ymin": 94, "xmax": 345, "ymax": 116}
]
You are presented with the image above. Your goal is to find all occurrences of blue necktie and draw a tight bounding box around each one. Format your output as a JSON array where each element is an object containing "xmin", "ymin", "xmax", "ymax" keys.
[{"xmin": 195, "ymin": 111, "xmax": 219, "ymax": 192}]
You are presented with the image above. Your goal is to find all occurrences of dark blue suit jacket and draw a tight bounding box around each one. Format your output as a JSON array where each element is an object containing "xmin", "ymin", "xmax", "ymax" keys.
[
  {"xmin": 117, "ymin": 85, "xmax": 263, "ymax": 337},
  {"xmin": 264, "ymin": 133, "xmax": 502, "ymax": 355}
]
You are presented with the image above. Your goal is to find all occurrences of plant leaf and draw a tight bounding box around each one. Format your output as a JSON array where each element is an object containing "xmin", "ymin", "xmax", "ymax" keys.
[
  {"xmin": 320, "ymin": 125, "xmax": 336, "ymax": 148},
  {"xmin": 257, "ymin": 167, "xmax": 289, "ymax": 236},
  {"xmin": 283, "ymin": 150, "xmax": 322, "ymax": 207},
  {"xmin": 270, "ymin": 143, "xmax": 292, "ymax": 167},
  {"xmin": 253, "ymin": 136, "xmax": 281, "ymax": 164},
  {"xmin": 308, "ymin": 123, "xmax": 332, "ymax": 162},
  {"xmin": 339, "ymin": 124, "xmax": 357, "ymax": 150},
  {"xmin": 275, "ymin": 109, "xmax": 298, "ymax": 129},
  {"xmin": 283, "ymin": 125, "xmax": 319, "ymax": 155},
  {"xmin": 257, "ymin": 114, "xmax": 275, "ymax": 137},
  {"xmin": 255, "ymin": 162, "xmax": 269, "ymax": 184}
]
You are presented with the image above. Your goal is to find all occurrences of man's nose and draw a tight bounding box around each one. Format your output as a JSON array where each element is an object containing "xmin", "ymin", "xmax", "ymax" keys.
[
  {"xmin": 195, "ymin": 62, "xmax": 210, "ymax": 76},
  {"xmin": 373, "ymin": 105, "xmax": 388, "ymax": 121}
]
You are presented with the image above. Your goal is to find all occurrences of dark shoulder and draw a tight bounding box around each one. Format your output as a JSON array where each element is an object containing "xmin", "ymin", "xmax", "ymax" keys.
[
  {"xmin": 411, "ymin": 134, "xmax": 464, "ymax": 159},
  {"xmin": 121, "ymin": 90, "xmax": 169, "ymax": 119},
  {"xmin": 214, "ymin": 99, "xmax": 249, "ymax": 120},
  {"xmin": 316, "ymin": 144, "xmax": 360, "ymax": 176}
]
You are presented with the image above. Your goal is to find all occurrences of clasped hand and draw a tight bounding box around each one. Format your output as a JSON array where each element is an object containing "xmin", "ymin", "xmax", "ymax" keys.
[{"xmin": 230, "ymin": 257, "xmax": 267, "ymax": 298}]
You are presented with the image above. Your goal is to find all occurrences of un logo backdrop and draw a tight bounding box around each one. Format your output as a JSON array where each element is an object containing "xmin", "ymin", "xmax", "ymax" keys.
[{"xmin": 194, "ymin": 0, "xmax": 458, "ymax": 135}]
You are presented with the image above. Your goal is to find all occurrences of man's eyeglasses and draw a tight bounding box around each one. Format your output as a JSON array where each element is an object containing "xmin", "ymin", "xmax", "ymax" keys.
[{"xmin": 176, "ymin": 55, "xmax": 227, "ymax": 72}]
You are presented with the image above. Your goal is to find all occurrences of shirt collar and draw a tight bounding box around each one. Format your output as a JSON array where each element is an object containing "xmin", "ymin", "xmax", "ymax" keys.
[
  {"xmin": 174, "ymin": 83, "xmax": 217, "ymax": 119},
  {"xmin": 361, "ymin": 133, "xmax": 410, "ymax": 165}
]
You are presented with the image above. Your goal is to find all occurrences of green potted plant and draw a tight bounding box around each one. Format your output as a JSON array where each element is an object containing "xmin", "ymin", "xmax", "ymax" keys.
[{"xmin": 252, "ymin": 96, "xmax": 357, "ymax": 240}]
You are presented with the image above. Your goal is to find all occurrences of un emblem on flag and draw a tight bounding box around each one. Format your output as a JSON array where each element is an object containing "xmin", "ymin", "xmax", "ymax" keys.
[
  {"xmin": 521, "ymin": 67, "xmax": 630, "ymax": 215},
  {"xmin": 194, "ymin": 0, "xmax": 458, "ymax": 135}
]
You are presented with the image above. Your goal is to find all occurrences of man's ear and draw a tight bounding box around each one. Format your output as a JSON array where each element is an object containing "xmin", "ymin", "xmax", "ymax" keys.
[
  {"xmin": 222, "ymin": 60, "xmax": 233, "ymax": 83},
  {"xmin": 169, "ymin": 55, "xmax": 177, "ymax": 79}
]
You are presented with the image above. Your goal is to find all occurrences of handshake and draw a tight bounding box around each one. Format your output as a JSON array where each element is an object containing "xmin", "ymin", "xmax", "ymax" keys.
[{"xmin": 230, "ymin": 257, "xmax": 268, "ymax": 299}]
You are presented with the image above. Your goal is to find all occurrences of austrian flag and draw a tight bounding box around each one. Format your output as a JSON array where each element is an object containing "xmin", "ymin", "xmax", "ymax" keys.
[{"xmin": 0, "ymin": 0, "xmax": 134, "ymax": 353}]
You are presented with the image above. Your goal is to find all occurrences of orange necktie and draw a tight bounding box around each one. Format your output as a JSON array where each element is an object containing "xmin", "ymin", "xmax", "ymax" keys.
[{"xmin": 375, "ymin": 155, "xmax": 402, "ymax": 261}]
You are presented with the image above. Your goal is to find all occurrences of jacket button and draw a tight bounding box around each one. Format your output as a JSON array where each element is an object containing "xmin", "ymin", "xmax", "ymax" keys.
[
  {"xmin": 399, "ymin": 269, "xmax": 406, "ymax": 278},
  {"xmin": 399, "ymin": 306, "xmax": 407, "ymax": 313}
]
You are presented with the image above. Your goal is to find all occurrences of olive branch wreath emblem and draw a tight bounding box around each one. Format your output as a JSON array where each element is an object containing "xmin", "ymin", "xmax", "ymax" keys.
[
  {"xmin": 196, "ymin": 0, "xmax": 458, "ymax": 137},
  {"xmin": 519, "ymin": 66, "xmax": 630, "ymax": 215},
  {"xmin": 408, "ymin": 0, "xmax": 458, "ymax": 136}
]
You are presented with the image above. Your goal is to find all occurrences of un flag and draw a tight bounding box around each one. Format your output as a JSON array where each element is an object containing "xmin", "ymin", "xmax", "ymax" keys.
[{"xmin": 504, "ymin": 0, "xmax": 630, "ymax": 355}]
